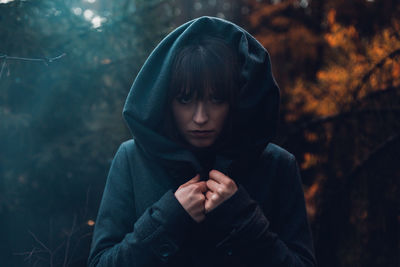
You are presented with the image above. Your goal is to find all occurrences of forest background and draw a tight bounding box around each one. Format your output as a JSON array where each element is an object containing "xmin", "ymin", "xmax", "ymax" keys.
[{"xmin": 1, "ymin": 0, "xmax": 399, "ymax": 266}]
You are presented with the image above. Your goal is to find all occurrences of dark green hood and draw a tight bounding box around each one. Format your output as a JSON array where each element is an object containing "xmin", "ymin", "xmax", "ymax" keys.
[{"xmin": 122, "ymin": 16, "xmax": 280, "ymax": 179}]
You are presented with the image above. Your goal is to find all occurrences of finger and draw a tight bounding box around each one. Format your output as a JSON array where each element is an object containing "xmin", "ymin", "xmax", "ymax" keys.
[
  {"xmin": 206, "ymin": 191, "xmax": 219, "ymax": 201},
  {"xmin": 209, "ymin": 169, "xmax": 231, "ymax": 184},
  {"xmin": 199, "ymin": 181, "xmax": 208, "ymax": 193},
  {"xmin": 205, "ymin": 200, "xmax": 212, "ymax": 213},
  {"xmin": 204, "ymin": 195, "xmax": 219, "ymax": 213},
  {"xmin": 195, "ymin": 181, "xmax": 208, "ymax": 193},
  {"xmin": 181, "ymin": 174, "xmax": 200, "ymax": 187},
  {"xmin": 206, "ymin": 179, "xmax": 221, "ymax": 193}
]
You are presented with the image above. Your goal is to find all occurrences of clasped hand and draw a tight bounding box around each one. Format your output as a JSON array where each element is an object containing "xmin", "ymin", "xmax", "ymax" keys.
[{"xmin": 174, "ymin": 170, "xmax": 238, "ymax": 223}]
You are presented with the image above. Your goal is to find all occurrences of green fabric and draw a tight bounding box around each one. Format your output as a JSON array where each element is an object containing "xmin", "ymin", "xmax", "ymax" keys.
[
  {"xmin": 88, "ymin": 16, "xmax": 316, "ymax": 267},
  {"xmin": 122, "ymin": 16, "xmax": 280, "ymax": 177}
]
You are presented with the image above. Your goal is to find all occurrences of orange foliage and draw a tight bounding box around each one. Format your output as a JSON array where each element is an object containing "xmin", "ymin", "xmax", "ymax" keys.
[
  {"xmin": 287, "ymin": 10, "xmax": 400, "ymax": 119},
  {"xmin": 301, "ymin": 152, "xmax": 318, "ymax": 169},
  {"xmin": 304, "ymin": 181, "xmax": 319, "ymax": 221},
  {"xmin": 247, "ymin": 0, "xmax": 322, "ymax": 89}
]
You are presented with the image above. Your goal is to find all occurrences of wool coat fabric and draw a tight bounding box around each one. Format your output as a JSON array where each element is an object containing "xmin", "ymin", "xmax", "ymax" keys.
[{"xmin": 88, "ymin": 16, "xmax": 317, "ymax": 267}]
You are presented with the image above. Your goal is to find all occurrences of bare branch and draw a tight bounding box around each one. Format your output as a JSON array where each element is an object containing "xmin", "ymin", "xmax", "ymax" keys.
[
  {"xmin": 351, "ymin": 85, "xmax": 397, "ymax": 107},
  {"xmin": 53, "ymin": 240, "xmax": 66, "ymax": 255},
  {"xmin": 13, "ymin": 247, "xmax": 46, "ymax": 262},
  {"xmin": 303, "ymin": 107, "xmax": 400, "ymax": 128},
  {"xmin": 0, "ymin": 53, "xmax": 66, "ymax": 80},
  {"xmin": 63, "ymin": 214, "xmax": 77, "ymax": 267},
  {"xmin": 282, "ymin": 106, "xmax": 400, "ymax": 142},
  {"xmin": 68, "ymin": 232, "xmax": 93, "ymax": 266},
  {"xmin": 28, "ymin": 231, "xmax": 51, "ymax": 254},
  {"xmin": 0, "ymin": 53, "xmax": 66, "ymax": 64},
  {"xmin": 345, "ymin": 133, "xmax": 400, "ymax": 180},
  {"xmin": 352, "ymin": 48, "xmax": 400, "ymax": 100},
  {"xmin": 31, "ymin": 255, "xmax": 49, "ymax": 264}
]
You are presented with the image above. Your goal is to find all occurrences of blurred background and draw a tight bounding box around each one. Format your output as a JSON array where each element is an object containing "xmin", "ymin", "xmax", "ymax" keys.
[{"xmin": 0, "ymin": 0, "xmax": 399, "ymax": 266}]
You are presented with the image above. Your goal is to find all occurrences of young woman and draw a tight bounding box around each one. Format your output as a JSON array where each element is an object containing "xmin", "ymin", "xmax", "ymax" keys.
[{"xmin": 88, "ymin": 16, "xmax": 317, "ymax": 267}]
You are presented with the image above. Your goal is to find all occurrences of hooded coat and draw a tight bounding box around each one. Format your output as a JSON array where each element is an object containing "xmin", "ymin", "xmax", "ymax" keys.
[{"xmin": 88, "ymin": 16, "xmax": 317, "ymax": 267}]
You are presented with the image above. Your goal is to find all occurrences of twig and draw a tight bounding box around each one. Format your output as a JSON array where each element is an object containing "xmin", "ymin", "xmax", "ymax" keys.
[
  {"xmin": 345, "ymin": 133, "xmax": 400, "ymax": 181},
  {"xmin": 0, "ymin": 53, "xmax": 66, "ymax": 80},
  {"xmin": 302, "ymin": 107, "xmax": 400, "ymax": 128},
  {"xmin": 28, "ymin": 231, "xmax": 51, "ymax": 254},
  {"xmin": 14, "ymin": 246, "xmax": 49, "ymax": 266},
  {"xmin": 0, "ymin": 59, "xmax": 7, "ymax": 79},
  {"xmin": 351, "ymin": 85, "xmax": 397, "ymax": 108},
  {"xmin": 83, "ymin": 186, "xmax": 91, "ymax": 220},
  {"xmin": 63, "ymin": 214, "xmax": 77, "ymax": 267},
  {"xmin": 0, "ymin": 53, "xmax": 66, "ymax": 65},
  {"xmin": 53, "ymin": 240, "xmax": 66, "ymax": 255},
  {"xmin": 352, "ymin": 48, "xmax": 400, "ymax": 100},
  {"xmin": 13, "ymin": 247, "xmax": 46, "ymax": 261},
  {"xmin": 282, "ymin": 107, "xmax": 400, "ymax": 144},
  {"xmin": 68, "ymin": 232, "xmax": 93, "ymax": 266},
  {"xmin": 28, "ymin": 230, "xmax": 55, "ymax": 267},
  {"xmin": 16, "ymin": 187, "xmax": 94, "ymax": 266},
  {"xmin": 31, "ymin": 255, "xmax": 49, "ymax": 264}
]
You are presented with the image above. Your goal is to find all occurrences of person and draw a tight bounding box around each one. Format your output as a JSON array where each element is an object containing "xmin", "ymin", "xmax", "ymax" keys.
[{"xmin": 87, "ymin": 16, "xmax": 317, "ymax": 267}]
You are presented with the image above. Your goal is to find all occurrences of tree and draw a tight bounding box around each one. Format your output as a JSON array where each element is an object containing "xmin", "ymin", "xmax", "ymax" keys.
[
  {"xmin": 0, "ymin": 0, "xmax": 174, "ymax": 266},
  {"xmin": 244, "ymin": 1, "xmax": 400, "ymax": 266}
]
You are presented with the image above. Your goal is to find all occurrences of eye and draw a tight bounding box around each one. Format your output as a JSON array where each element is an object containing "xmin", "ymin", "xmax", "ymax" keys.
[
  {"xmin": 175, "ymin": 92, "xmax": 193, "ymax": 104},
  {"xmin": 209, "ymin": 94, "xmax": 226, "ymax": 104}
]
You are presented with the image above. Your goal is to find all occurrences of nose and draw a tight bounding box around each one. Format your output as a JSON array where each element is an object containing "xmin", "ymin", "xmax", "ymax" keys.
[{"xmin": 192, "ymin": 101, "xmax": 208, "ymax": 125}]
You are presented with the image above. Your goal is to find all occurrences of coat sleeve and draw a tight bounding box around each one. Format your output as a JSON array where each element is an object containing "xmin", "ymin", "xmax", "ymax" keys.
[
  {"xmin": 204, "ymin": 154, "xmax": 317, "ymax": 267},
  {"xmin": 87, "ymin": 142, "xmax": 196, "ymax": 267}
]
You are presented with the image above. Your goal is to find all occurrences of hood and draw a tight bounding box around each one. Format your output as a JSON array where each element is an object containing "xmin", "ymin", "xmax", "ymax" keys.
[{"xmin": 122, "ymin": 16, "xmax": 280, "ymax": 181}]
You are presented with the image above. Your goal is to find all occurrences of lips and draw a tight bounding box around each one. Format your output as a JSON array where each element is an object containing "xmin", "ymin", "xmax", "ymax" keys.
[{"xmin": 189, "ymin": 130, "xmax": 214, "ymax": 138}]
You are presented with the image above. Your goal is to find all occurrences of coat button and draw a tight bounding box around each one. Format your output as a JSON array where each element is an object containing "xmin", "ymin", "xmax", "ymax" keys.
[
  {"xmin": 226, "ymin": 248, "xmax": 233, "ymax": 256},
  {"xmin": 159, "ymin": 244, "xmax": 172, "ymax": 258}
]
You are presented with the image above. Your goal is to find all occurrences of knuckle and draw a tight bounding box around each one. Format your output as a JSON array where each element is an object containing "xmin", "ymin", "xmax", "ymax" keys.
[
  {"xmin": 198, "ymin": 194, "xmax": 205, "ymax": 201},
  {"xmin": 217, "ymin": 187, "xmax": 224, "ymax": 195},
  {"xmin": 196, "ymin": 182, "xmax": 204, "ymax": 187}
]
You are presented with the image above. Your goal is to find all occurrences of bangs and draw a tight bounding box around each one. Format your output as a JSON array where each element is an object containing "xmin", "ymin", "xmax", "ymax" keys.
[{"xmin": 169, "ymin": 37, "xmax": 239, "ymax": 105}]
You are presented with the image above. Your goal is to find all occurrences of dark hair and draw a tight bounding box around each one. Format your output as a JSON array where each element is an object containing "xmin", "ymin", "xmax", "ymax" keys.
[
  {"xmin": 163, "ymin": 35, "xmax": 240, "ymax": 148},
  {"xmin": 168, "ymin": 36, "xmax": 239, "ymax": 106}
]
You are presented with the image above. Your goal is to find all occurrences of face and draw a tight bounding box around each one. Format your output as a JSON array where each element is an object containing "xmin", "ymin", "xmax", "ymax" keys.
[{"xmin": 172, "ymin": 91, "xmax": 229, "ymax": 148}]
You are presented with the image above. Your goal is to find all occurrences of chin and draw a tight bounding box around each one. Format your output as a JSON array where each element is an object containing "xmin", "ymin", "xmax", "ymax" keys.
[{"xmin": 188, "ymin": 139, "xmax": 215, "ymax": 148}]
